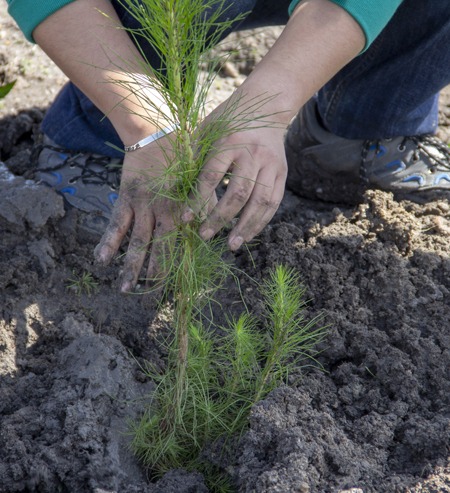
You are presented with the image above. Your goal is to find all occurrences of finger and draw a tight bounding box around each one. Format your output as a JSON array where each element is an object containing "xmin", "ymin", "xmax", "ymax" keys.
[
  {"xmin": 198, "ymin": 159, "xmax": 258, "ymax": 241},
  {"xmin": 182, "ymin": 152, "xmax": 231, "ymax": 221},
  {"xmin": 182, "ymin": 191, "xmax": 219, "ymax": 224},
  {"xmin": 119, "ymin": 208, "xmax": 155, "ymax": 292},
  {"xmin": 146, "ymin": 217, "xmax": 176, "ymax": 284},
  {"xmin": 94, "ymin": 196, "xmax": 134, "ymax": 265},
  {"xmin": 228, "ymin": 171, "xmax": 286, "ymax": 251},
  {"xmin": 207, "ymin": 192, "xmax": 218, "ymax": 214}
]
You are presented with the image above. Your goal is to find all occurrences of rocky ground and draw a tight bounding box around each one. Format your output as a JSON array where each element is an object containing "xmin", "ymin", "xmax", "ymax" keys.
[{"xmin": 1, "ymin": 4, "xmax": 449, "ymax": 493}]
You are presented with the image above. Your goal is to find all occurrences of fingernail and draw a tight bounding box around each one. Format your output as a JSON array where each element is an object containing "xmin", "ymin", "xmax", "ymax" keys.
[
  {"xmin": 200, "ymin": 228, "xmax": 214, "ymax": 241},
  {"xmin": 121, "ymin": 281, "xmax": 132, "ymax": 293},
  {"xmin": 94, "ymin": 245, "xmax": 108, "ymax": 264},
  {"xmin": 181, "ymin": 208, "xmax": 194, "ymax": 223},
  {"xmin": 229, "ymin": 236, "xmax": 243, "ymax": 251}
]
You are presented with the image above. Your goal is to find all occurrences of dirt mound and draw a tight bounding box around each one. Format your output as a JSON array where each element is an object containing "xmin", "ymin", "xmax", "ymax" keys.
[{"xmin": 232, "ymin": 191, "xmax": 450, "ymax": 492}]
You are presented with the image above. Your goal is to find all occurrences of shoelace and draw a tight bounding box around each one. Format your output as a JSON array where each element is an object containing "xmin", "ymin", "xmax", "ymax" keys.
[
  {"xmin": 33, "ymin": 143, "xmax": 122, "ymax": 190},
  {"xmin": 410, "ymin": 135, "xmax": 450, "ymax": 170},
  {"xmin": 360, "ymin": 134, "xmax": 450, "ymax": 184},
  {"xmin": 363, "ymin": 135, "xmax": 450, "ymax": 168}
]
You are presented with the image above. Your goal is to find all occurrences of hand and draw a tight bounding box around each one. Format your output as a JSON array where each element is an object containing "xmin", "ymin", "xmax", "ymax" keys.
[
  {"xmin": 94, "ymin": 136, "xmax": 178, "ymax": 292},
  {"xmin": 179, "ymin": 0, "xmax": 367, "ymax": 250},
  {"xmin": 185, "ymin": 112, "xmax": 288, "ymax": 251}
]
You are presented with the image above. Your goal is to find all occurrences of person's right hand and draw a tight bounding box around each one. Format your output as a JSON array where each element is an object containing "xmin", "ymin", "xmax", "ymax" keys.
[{"xmin": 94, "ymin": 135, "xmax": 181, "ymax": 292}]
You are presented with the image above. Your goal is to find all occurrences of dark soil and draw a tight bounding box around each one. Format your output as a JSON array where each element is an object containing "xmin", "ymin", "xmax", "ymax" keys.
[{"xmin": 1, "ymin": 6, "xmax": 449, "ymax": 493}]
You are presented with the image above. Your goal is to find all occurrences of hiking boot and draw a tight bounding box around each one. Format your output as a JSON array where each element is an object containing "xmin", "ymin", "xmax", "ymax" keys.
[
  {"xmin": 33, "ymin": 136, "xmax": 122, "ymax": 218},
  {"xmin": 285, "ymin": 99, "xmax": 450, "ymax": 204}
]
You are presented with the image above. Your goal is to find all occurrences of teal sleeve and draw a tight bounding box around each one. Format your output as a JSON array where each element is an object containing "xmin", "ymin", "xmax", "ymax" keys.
[
  {"xmin": 6, "ymin": 0, "xmax": 76, "ymax": 43},
  {"xmin": 288, "ymin": 0, "xmax": 403, "ymax": 52}
]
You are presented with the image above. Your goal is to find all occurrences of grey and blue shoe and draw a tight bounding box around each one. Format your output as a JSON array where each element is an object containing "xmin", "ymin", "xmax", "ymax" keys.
[
  {"xmin": 34, "ymin": 136, "xmax": 122, "ymax": 218},
  {"xmin": 285, "ymin": 99, "xmax": 450, "ymax": 204}
]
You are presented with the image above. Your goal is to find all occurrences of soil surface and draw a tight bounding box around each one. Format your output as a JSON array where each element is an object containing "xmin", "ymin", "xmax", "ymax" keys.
[{"xmin": 1, "ymin": 5, "xmax": 450, "ymax": 493}]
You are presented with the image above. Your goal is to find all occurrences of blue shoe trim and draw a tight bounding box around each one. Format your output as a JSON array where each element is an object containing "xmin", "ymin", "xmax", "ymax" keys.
[
  {"xmin": 108, "ymin": 192, "xmax": 119, "ymax": 205},
  {"xmin": 50, "ymin": 171, "xmax": 63, "ymax": 185},
  {"xmin": 434, "ymin": 173, "xmax": 450, "ymax": 185},
  {"xmin": 402, "ymin": 175, "xmax": 425, "ymax": 186},
  {"xmin": 369, "ymin": 144, "xmax": 387, "ymax": 158},
  {"xmin": 61, "ymin": 186, "xmax": 77, "ymax": 196},
  {"xmin": 385, "ymin": 160, "xmax": 406, "ymax": 173}
]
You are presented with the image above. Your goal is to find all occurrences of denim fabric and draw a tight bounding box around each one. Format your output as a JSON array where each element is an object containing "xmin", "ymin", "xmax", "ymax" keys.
[
  {"xmin": 41, "ymin": 0, "xmax": 450, "ymax": 156},
  {"xmin": 317, "ymin": 0, "xmax": 450, "ymax": 139}
]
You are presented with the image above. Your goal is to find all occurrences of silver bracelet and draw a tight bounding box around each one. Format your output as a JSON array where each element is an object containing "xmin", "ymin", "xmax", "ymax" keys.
[{"xmin": 124, "ymin": 124, "xmax": 178, "ymax": 152}]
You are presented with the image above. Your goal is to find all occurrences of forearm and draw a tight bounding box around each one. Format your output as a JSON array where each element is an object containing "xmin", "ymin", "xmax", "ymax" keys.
[
  {"xmin": 235, "ymin": 0, "xmax": 365, "ymax": 127},
  {"xmin": 289, "ymin": 0, "xmax": 403, "ymax": 51},
  {"xmin": 33, "ymin": 0, "xmax": 167, "ymax": 147}
]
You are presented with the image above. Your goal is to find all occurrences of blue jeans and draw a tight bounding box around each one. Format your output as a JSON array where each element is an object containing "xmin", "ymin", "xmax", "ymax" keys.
[{"xmin": 42, "ymin": 0, "xmax": 450, "ymax": 157}]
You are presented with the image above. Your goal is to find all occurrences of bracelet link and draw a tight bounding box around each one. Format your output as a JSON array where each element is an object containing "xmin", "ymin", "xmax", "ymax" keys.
[{"xmin": 124, "ymin": 124, "xmax": 178, "ymax": 152}]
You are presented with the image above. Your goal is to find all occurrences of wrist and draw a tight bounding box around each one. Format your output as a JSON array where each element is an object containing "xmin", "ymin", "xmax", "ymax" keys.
[
  {"xmin": 106, "ymin": 80, "xmax": 174, "ymax": 146},
  {"xmin": 235, "ymin": 0, "xmax": 365, "ymax": 126},
  {"xmin": 234, "ymin": 78, "xmax": 303, "ymax": 128},
  {"xmin": 112, "ymin": 114, "xmax": 158, "ymax": 147},
  {"xmin": 124, "ymin": 124, "xmax": 179, "ymax": 152}
]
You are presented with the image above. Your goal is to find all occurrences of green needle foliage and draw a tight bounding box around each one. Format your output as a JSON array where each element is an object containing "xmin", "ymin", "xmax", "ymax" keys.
[
  {"xmin": 66, "ymin": 270, "xmax": 99, "ymax": 296},
  {"xmin": 131, "ymin": 265, "xmax": 326, "ymax": 490},
  {"xmin": 108, "ymin": 0, "xmax": 328, "ymax": 490},
  {"xmin": 254, "ymin": 265, "xmax": 326, "ymax": 402}
]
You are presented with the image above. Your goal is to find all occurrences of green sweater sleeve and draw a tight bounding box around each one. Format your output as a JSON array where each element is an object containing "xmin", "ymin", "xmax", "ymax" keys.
[
  {"xmin": 8, "ymin": 0, "xmax": 403, "ymax": 48},
  {"xmin": 6, "ymin": 0, "xmax": 76, "ymax": 42},
  {"xmin": 288, "ymin": 0, "xmax": 404, "ymax": 52}
]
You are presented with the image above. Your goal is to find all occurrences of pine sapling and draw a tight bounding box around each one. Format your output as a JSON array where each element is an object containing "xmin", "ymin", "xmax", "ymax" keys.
[{"xmin": 102, "ymin": 0, "xmax": 328, "ymax": 489}]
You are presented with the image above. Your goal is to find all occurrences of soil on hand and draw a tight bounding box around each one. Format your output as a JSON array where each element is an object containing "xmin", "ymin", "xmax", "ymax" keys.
[{"xmin": 1, "ymin": 6, "xmax": 449, "ymax": 493}]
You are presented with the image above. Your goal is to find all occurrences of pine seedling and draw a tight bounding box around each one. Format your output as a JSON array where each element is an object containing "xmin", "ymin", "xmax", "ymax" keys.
[
  {"xmin": 112, "ymin": 0, "xmax": 280, "ymax": 429},
  {"xmin": 130, "ymin": 265, "xmax": 326, "ymax": 491},
  {"xmin": 106, "ymin": 0, "xmax": 327, "ymax": 489},
  {"xmin": 253, "ymin": 265, "xmax": 327, "ymax": 402},
  {"xmin": 66, "ymin": 270, "xmax": 99, "ymax": 296}
]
